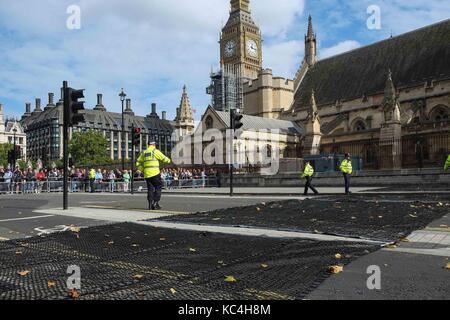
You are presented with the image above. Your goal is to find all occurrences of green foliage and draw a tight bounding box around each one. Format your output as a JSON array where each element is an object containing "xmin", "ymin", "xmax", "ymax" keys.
[
  {"xmin": 69, "ymin": 130, "xmax": 111, "ymax": 167},
  {"xmin": 0, "ymin": 143, "xmax": 13, "ymax": 168}
]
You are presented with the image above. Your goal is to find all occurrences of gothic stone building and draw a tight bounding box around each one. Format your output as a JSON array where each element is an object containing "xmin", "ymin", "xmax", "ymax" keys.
[
  {"xmin": 20, "ymin": 90, "xmax": 178, "ymax": 165},
  {"xmin": 245, "ymin": 15, "xmax": 450, "ymax": 169}
]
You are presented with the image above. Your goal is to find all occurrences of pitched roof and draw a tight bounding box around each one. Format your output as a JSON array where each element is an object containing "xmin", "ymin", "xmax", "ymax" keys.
[
  {"xmin": 293, "ymin": 19, "xmax": 450, "ymax": 110},
  {"xmin": 21, "ymin": 106, "xmax": 174, "ymax": 132},
  {"xmin": 214, "ymin": 109, "xmax": 303, "ymax": 135}
]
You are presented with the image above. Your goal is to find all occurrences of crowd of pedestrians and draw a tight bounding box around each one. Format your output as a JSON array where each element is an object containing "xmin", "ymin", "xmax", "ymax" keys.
[{"xmin": 0, "ymin": 166, "xmax": 222, "ymax": 194}]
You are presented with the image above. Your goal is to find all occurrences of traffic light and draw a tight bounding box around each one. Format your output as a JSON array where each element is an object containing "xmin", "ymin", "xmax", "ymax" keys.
[
  {"xmin": 133, "ymin": 127, "xmax": 141, "ymax": 147},
  {"xmin": 64, "ymin": 87, "xmax": 85, "ymax": 126},
  {"xmin": 231, "ymin": 109, "xmax": 244, "ymax": 139}
]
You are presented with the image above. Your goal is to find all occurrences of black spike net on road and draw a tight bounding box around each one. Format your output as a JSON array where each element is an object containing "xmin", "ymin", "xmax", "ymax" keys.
[
  {"xmin": 153, "ymin": 196, "xmax": 450, "ymax": 242},
  {"xmin": 0, "ymin": 223, "xmax": 378, "ymax": 300}
]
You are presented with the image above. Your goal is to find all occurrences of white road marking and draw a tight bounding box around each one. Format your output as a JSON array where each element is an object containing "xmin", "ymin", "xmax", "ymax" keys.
[
  {"xmin": 0, "ymin": 215, "xmax": 55, "ymax": 223},
  {"xmin": 136, "ymin": 221, "xmax": 386, "ymax": 245}
]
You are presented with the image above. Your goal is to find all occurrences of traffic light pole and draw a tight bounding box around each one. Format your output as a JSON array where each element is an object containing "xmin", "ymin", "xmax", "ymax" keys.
[
  {"xmin": 62, "ymin": 81, "xmax": 69, "ymax": 210},
  {"xmin": 131, "ymin": 125, "xmax": 135, "ymax": 195},
  {"xmin": 229, "ymin": 110, "xmax": 234, "ymax": 197}
]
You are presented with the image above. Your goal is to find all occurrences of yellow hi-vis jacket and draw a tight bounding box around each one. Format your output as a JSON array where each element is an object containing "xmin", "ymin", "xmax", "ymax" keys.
[
  {"xmin": 301, "ymin": 163, "xmax": 314, "ymax": 179},
  {"xmin": 136, "ymin": 146, "xmax": 171, "ymax": 179},
  {"xmin": 89, "ymin": 169, "xmax": 96, "ymax": 179},
  {"xmin": 340, "ymin": 159, "xmax": 353, "ymax": 175},
  {"xmin": 445, "ymin": 155, "xmax": 450, "ymax": 171}
]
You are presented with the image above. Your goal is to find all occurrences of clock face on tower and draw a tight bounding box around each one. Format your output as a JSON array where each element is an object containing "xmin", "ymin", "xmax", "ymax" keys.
[
  {"xmin": 224, "ymin": 40, "xmax": 236, "ymax": 57},
  {"xmin": 246, "ymin": 39, "xmax": 258, "ymax": 58}
]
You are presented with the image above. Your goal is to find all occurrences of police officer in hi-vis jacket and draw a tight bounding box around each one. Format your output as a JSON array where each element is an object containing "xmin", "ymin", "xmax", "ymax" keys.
[
  {"xmin": 301, "ymin": 161, "xmax": 319, "ymax": 196},
  {"xmin": 340, "ymin": 153, "xmax": 353, "ymax": 195},
  {"xmin": 136, "ymin": 141, "xmax": 171, "ymax": 210}
]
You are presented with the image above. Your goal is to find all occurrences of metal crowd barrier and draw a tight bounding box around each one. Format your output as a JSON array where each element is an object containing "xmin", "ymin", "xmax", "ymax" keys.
[{"xmin": 0, "ymin": 177, "xmax": 219, "ymax": 195}]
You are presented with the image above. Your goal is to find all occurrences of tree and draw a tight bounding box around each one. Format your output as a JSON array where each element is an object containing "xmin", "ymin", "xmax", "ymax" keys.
[
  {"xmin": 0, "ymin": 143, "xmax": 13, "ymax": 168},
  {"xmin": 69, "ymin": 130, "xmax": 111, "ymax": 167}
]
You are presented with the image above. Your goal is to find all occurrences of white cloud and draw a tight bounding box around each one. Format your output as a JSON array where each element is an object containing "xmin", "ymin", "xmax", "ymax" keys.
[
  {"xmin": 253, "ymin": 0, "xmax": 305, "ymax": 37},
  {"xmin": 263, "ymin": 40, "xmax": 303, "ymax": 79},
  {"xmin": 0, "ymin": 0, "xmax": 305, "ymax": 119},
  {"xmin": 319, "ymin": 40, "xmax": 361, "ymax": 59}
]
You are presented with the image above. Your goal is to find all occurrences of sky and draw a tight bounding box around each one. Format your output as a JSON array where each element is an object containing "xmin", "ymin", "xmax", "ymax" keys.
[{"xmin": 0, "ymin": 0, "xmax": 449, "ymax": 121}]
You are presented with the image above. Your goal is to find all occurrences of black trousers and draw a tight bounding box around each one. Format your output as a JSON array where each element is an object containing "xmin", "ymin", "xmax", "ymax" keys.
[
  {"xmin": 304, "ymin": 176, "xmax": 319, "ymax": 195},
  {"xmin": 146, "ymin": 174, "xmax": 163, "ymax": 206},
  {"xmin": 343, "ymin": 173, "xmax": 351, "ymax": 194},
  {"xmin": 89, "ymin": 179, "xmax": 95, "ymax": 193}
]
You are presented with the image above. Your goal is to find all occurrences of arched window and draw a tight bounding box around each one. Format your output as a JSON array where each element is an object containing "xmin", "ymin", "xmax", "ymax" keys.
[
  {"xmin": 353, "ymin": 120, "xmax": 367, "ymax": 132},
  {"xmin": 205, "ymin": 116, "xmax": 214, "ymax": 130},
  {"xmin": 430, "ymin": 106, "xmax": 450, "ymax": 122}
]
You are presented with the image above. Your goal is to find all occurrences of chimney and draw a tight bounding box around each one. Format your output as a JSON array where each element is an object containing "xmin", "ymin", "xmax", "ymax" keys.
[
  {"xmin": 123, "ymin": 98, "xmax": 134, "ymax": 116},
  {"xmin": 45, "ymin": 92, "xmax": 55, "ymax": 110},
  {"xmin": 21, "ymin": 102, "xmax": 32, "ymax": 120},
  {"xmin": 149, "ymin": 103, "xmax": 159, "ymax": 119},
  {"xmin": 94, "ymin": 93, "xmax": 106, "ymax": 111},
  {"xmin": 162, "ymin": 111, "xmax": 167, "ymax": 120},
  {"xmin": 56, "ymin": 87, "xmax": 64, "ymax": 107},
  {"xmin": 33, "ymin": 98, "xmax": 42, "ymax": 114}
]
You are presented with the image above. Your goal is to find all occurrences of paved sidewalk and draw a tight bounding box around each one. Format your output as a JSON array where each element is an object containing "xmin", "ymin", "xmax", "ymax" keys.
[{"xmin": 165, "ymin": 187, "xmax": 383, "ymax": 195}]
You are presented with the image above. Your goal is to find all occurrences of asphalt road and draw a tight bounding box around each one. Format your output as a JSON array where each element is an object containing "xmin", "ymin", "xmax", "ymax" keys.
[
  {"xmin": 0, "ymin": 192, "xmax": 448, "ymax": 300},
  {"xmin": 0, "ymin": 193, "xmax": 296, "ymax": 240}
]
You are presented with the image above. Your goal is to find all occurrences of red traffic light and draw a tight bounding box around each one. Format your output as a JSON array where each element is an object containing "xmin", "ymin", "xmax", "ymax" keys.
[{"xmin": 134, "ymin": 128, "xmax": 141, "ymax": 135}]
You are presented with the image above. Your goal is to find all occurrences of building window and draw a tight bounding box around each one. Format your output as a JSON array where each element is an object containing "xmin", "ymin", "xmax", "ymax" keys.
[
  {"xmin": 431, "ymin": 106, "xmax": 450, "ymax": 122},
  {"xmin": 206, "ymin": 116, "xmax": 214, "ymax": 130},
  {"xmin": 354, "ymin": 120, "xmax": 367, "ymax": 132}
]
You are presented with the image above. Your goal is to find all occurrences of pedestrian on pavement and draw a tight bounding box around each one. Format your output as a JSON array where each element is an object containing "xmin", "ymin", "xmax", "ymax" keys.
[
  {"xmin": 340, "ymin": 153, "xmax": 353, "ymax": 195},
  {"xmin": 302, "ymin": 161, "xmax": 319, "ymax": 196},
  {"xmin": 445, "ymin": 154, "xmax": 450, "ymax": 171},
  {"xmin": 89, "ymin": 168, "xmax": 96, "ymax": 193},
  {"xmin": 136, "ymin": 141, "xmax": 171, "ymax": 210},
  {"xmin": 122, "ymin": 170, "xmax": 131, "ymax": 193}
]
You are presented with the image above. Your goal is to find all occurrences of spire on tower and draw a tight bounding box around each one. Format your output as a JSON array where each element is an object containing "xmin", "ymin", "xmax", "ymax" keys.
[
  {"xmin": 305, "ymin": 15, "xmax": 317, "ymax": 67},
  {"xmin": 307, "ymin": 15, "xmax": 315, "ymax": 39}
]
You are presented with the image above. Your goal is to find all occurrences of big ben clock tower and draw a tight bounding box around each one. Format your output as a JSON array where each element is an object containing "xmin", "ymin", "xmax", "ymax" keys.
[{"xmin": 220, "ymin": 0, "xmax": 262, "ymax": 80}]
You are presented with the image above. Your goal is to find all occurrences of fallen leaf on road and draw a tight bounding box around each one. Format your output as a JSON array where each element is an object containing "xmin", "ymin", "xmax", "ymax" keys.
[
  {"xmin": 159, "ymin": 238, "xmax": 166, "ymax": 241},
  {"xmin": 224, "ymin": 276, "xmax": 237, "ymax": 282},
  {"xmin": 17, "ymin": 270, "xmax": 30, "ymax": 276},
  {"xmin": 256, "ymin": 207, "xmax": 261, "ymax": 212},
  {"xmin": 170, "ymin": 288, "xmax": 177, "ymax": 294},
  {"xmin": 132, "ymin": 244, "xmax": 140, "ymax": 247},
  {"xmin": 47, "ymin": 281, "xmax": 56, "ymax": 288},
  {"xmin": 133, "ymin": 275, "xmax": 144, "ymax": 280},
  {"xmin": 351, "ymin": 217, "xmax": 357, "ymax": 220},
  {"xmin": 409, "ymin": 214, "xmax": 418, "ymax": 218},
  {"xmin": 218, "ymin": 260, "xmax": 224, "ymax": 264},
  {"xmin": 189, "ymin": 248, "xmax": 197, "ymax": 252},
  {"xmin": 378, "ymin": 216, "xmax": 383, "ymax": 219},
  {"xmin": 386, "ymin": 244, "xmax": 398, "ymax": 249},
  {"xmin": 108, "ymin": 241, "xmax": 114, "ymax": 245},
  {"xmin": 328, "ymin": 266, "xmax": 344, "ymax": 274},
  {"xmin": 261, "ymin": 264, "xmax": 268, "ymax": 268},
  {"xmin": 69, "ymin": 227, "xmax": 81, "ymax": 233},
  {"xmin": 68, "ymin": 289, "xmax": 80, "ymax": 299},
  {"xmin": 15, "ymin": 251, "xmax": 23, "ymax": 255},
  {"xmin": 335, "ymin": 254, "xmax": 342, "ymax": 259},
  {"xmin": 439, "ymin": 225, "xmax": 449, "ymax": 229},
  {"xmin": 446, "ymin": 263, "xmax": 450, "ymax": 270}
]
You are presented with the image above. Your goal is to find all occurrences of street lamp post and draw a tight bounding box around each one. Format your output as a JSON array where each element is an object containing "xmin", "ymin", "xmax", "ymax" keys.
[
  {"xmin": 119, "ymin": 88, "xmax": 127, "ymax": 171},
  {"xmin": 12, "ymin": 128, "xmax": 17, "ymax": 168}
]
